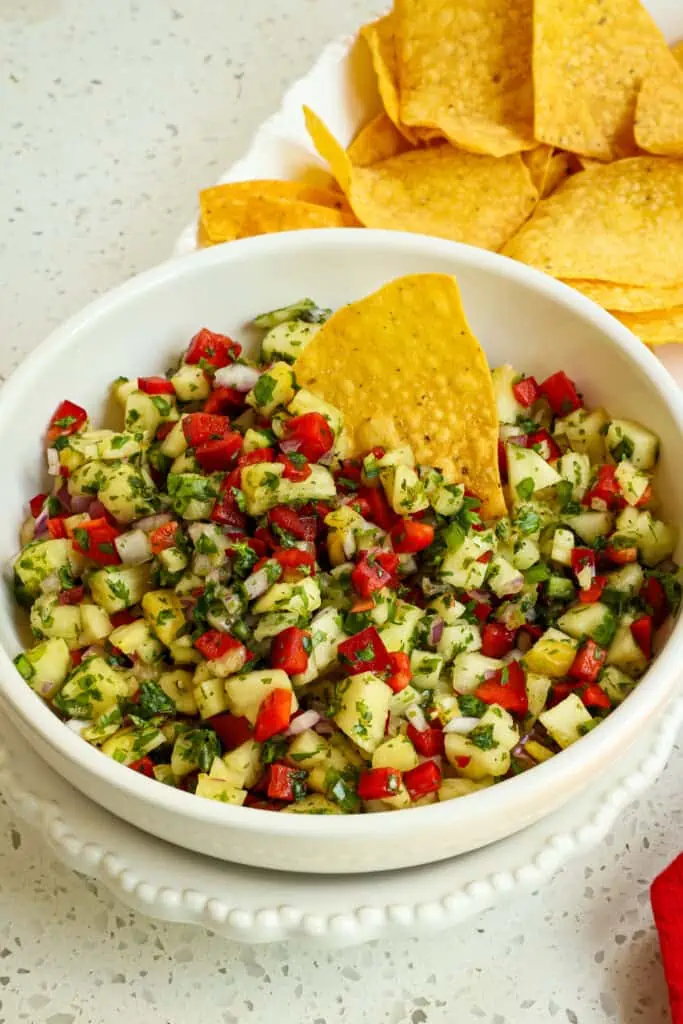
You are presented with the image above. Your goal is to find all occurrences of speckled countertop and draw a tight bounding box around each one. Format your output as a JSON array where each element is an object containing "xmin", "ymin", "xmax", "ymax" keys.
[{"xmin": 0, "ymin": 1, "xmax": 679, "ymax": 1021}]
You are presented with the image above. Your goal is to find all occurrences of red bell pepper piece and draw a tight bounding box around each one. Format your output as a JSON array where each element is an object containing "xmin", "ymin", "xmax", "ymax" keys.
[
  {"xmin": 58, "ymin": 585, "xmax": 85, "ymax": 606},
  {"xmin": 512, "ymin": 376, "xmax": 540, "ymax": 408},
  {"xmin": 268, "ymin": 506, "xmax": 317, "ymax": 542},
  {"xmin": 357, "ymin": 486, "xmax": 399, "ymax": 531},
  {"xmin": 351, "ymin": 551, "xmax": 399, "ymax": 598},
  {"xmin": 631, "ymin": 615, "xmax": 653, "ymax": 659},
  {"xmin": 208, "ymin": 713, "xmax": 253, "ymax": 750},
  {"xmin": 640, "ymin": 577, "xmax": 668, "ymax": 628},
  {"xmin": 390, "ymin": 519, "xmax": 435, "ymax": 554},
  {"xmin": 579, "ymin": 575, "xmax": 607, "ymax": 604},
  {"xmin": 580, "ymin": 683, "xmax": 611, "ymax": 710},
  {"xmin": 195, "ymin": 630, "xmax": 248, "ymax": 668},
  {"xmin": 185, "ymin": 327, "xmax": 241, "ymax": 369},
  {"xmin": 203, "ymin": 386, "xmax": 245, "ymax": 415},
  {"xmin": 47, "ymin": 517, "xmax": 67, "ymax": 539},
  {"xmin": 265, "ymin": 763, "xmax": 306, "ymax": 803},
  {"xmin": 475, "ymin": 661, "xmax": 529, "ymax": 715},
  {"xmin": 271, "ymin": 626, "xmax": 310, "ymax": 675},
  {"xmin": 548, "ymin": 681, "xmax": 576, "ymax": 707},
  {"xmin": 254, "ymin": 688, "xmax": 293, "ymax": 742},
  {"xmin": 571, "ymin": 546, "xmax": 596, "ymax": 587},
  {"xmin": 46, "ymin": 399, "xmax": 88, "ymax": 446},
  {"xmin": 605, "ymin": 542, "xmax": 638, "ymax": 565},
  {"xmin": 406, "ymin": 722, "xmax": 445, "ymax": 757},
  {"xmin": 465, "ymin": 593, "xmax": 493, "ymax": 624},
  {"xmin": 128, "ymin": 757, "xmax": 155, "ymax": 778},
  {"xmin": 273, "ymin": 548, "xmax": 316, "ymax": 581},
  {"xmin": 137, "ymin": 376, "xmax": 175, "ymax": 395},
  {"xmin": 182, "ymin": 413, "xmax": 232, "ymax": 448},
  {"xmin": 357, "ymin": 767, "xmax": 402, "ymax": 801},
  {"xmin": 477, "ymin": 550, "xmax": 494, "ymax": 564},
  {"xmin": 210, "ymin": 478, "xmax": 247, "ymax": 532},
  {"xmin": 284, "ymin": 412, "xmax": 334, "ymax": 463},
  {"xmin": 403, "ymin": 760, "xmax": 442, "ymax": 801},
  {"xmin": 334, "ymin": 459, "xmax": 362, "ymax": 493},
  {"xmin": 635, "ymin": 484, "xmax": 653, "ymax": 508},
  {"xmin": 497, "ymin": 440, "xmax": 508, "ymax": 483},
  {"xmin": 110, "ymin": 609, "xmax": 137, "ymax": 628},
  {"xmin": 538, "ymin": 371, "xmax": 582, "ymax": 416},
  {"xmin": 569, "ymin": 639, "xmax": 607, "ymax": 683},
  {"xmin": 195, "ymin": 433, "xmax": 243, "ymax": 471},
  {"xmin": 527, "ymin": 429, "xmax": 561, "ymax": 462},
  {"xmin": 385, "ymin": 650, "xmax": 412, "ymax": 693},
  {"xmin": 70, "ymin": 649, "xmax": 84, "ymax": 667},
  {"xmin": 155, "ymin": 422, "xmax": 175, "ymax": 442},
  {"xmin": 344, "ymin": 495, "xmax": 371, "ymax": 519},
  {"xmin": 480, "ymin": 622, "xmax": 516, "ymax": 658},
  {"xmin": 67, "ymin": 517, "xmax": 121, "ymax": 565},
  {"xmin": 338, "ymin": 626, "xmax": 391, "ymax": 676},
  {"xmin": 149, "ymin": 520, "xmax": 179, "ymax": 555},
  {"xmin": 583, "ymin": 465, "xmax": 624, "ymax": 511},
  {"xmin": 29, "ymin": 493, "xmax": 48, "ymax": 518},
  {"xmin": 276, "ymin": 452, "xmax": 311, "ymax": 482}
]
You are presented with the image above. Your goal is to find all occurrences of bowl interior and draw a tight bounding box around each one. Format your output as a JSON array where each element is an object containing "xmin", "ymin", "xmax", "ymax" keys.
[{"xmin": 0, "ymin": 229, "xmax": 682, "ymax": 871}]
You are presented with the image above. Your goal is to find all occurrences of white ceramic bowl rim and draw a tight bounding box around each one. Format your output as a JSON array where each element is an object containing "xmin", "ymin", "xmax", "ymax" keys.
[{"xmin": 3, "ymin": 228, "xmax": 683, "ymax": 846}]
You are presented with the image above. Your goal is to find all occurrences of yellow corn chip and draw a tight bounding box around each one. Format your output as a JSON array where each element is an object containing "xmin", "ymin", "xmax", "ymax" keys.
[
  {"xmin": 201, "ymin": 180, "xmax": 349, "ymax": 213},
  {"xmin": 533, "ymin": 0, "xmax": 674, "ymax": 161},
  {"xmin": 563, "ymin": 279, "xmax": 683, "ymax": 313},
  {"xmin": 294, "ymin": 273, "xmax": 506, "ymax": 518},
  {"xmin": 360, "ymin": 15, "xmax": 417, "ymax": 144},
  {"xmin": 305, "ymin": 107, "xmax": 537, "ymax": 252},
  {"xmin": 503, "ymin": 157, "xmax": 683, "ymax": 287},
  {"xmin": 200, "ymin": 191, "xmax": 358, "ymax": 246},
  {"xmin": 395, "ymin": 0, "xmax": 535, "ymax": 157},
  {"xmin": 635, "ymin": 55, "xmax": 683, "ymax": 156},
  {"xmin": 674, "ymin": 41, "xmax": 683, "ymax": 65},
  {"xmin": 347, "ymin": 113, "xmax": 412, "ymax": 167},
  {"xmin": 614, "ymin": 306, "xmax": 683, "ymax": 345},
  {"xmin": 523, "ymin": 146, "xmax": 570, "ymax": 199}
]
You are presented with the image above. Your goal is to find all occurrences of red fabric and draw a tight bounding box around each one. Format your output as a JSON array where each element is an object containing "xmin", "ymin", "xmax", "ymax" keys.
[{"xmin": 652, "ymin": 853, "xmax": 683, "ymax": 1023}]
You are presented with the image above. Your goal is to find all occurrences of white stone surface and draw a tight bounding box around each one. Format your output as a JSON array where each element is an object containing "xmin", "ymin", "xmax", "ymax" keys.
[{"xmin": 0, "ymin": 0, "xmax": 678, "ymax": 1020}]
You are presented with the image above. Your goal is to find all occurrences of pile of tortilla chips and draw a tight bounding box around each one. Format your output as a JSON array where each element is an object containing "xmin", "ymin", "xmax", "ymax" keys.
[{"xmin": 198, "ymin": 0, "xmax": 683, "ymax": 344}]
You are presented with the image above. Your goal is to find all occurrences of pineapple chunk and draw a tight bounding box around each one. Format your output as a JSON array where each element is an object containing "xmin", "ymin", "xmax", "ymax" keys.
[{"xmin": 141, "ymin": 589, "xmax": 186, "ymax": 646}]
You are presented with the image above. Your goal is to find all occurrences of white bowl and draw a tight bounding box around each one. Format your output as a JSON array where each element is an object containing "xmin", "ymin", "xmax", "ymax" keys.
[{"xmin": 1, "ymin": 229, "xmax": 682, "ymax": 874}]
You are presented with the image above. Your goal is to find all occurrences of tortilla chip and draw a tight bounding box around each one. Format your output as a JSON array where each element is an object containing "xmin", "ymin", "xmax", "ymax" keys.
[
  {"xmin": 614, "ymin": 306, "xmax": 683, "ymax": 345},
  {"xmin": 533, "ymin": 0, "xmax": 674, "ymax": 161},
  {"xmin": 564, "ymin": 279, "xmax": 683, "ymax": 313},
  {"xmin": 200, "ymin": 191, "xmax": 358, "ymax": 246},
  {"xmin": 360, "ymin": 15, "xmax": 417, "ymax": 144},
  {"xmin": 294, "ymin": 273, "xmax": 506, "ymax": 518},
  {"xmin": 201, "ymin": 180, "xmax": 349, "ymax": 213},
  {"xmin": 395, "ymin": 0, "xmax": 535, "ymax": 157},
  {"xmin": 305, "ymin": 107, "xmax": 538, "ymax": 252},
  {"xmin": 674, "ymin": 41, "xmax": 683, "ymax": 65},
  {"xmin": 635, "ymin": 56, "xmax": 683, "ymax": 156},
  {"xmin": 523, "ymin": 146, "xmax": 570, "ymax": 199},
  {"xmin": 503, "ymin": 157, "xmax": 683, "ymax": 287},
  {"xmin": 347, "ymin": 113, "xmax": 412, "ymax": 167}
]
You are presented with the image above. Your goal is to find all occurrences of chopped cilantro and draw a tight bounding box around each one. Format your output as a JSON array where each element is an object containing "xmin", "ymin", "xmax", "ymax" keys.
[
  {"xmin": 468, "ymin": 723, "xmax": 498, "ymax": 750},
  {"xmin": 516, "ymin": 477, "xmax": 535, "ymax": 501}
]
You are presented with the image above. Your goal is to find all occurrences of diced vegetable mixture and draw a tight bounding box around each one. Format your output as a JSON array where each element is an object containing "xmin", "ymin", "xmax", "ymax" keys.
[{"xmin": 12, "ymin": 300, "xmax": 680, "ymax": 814}]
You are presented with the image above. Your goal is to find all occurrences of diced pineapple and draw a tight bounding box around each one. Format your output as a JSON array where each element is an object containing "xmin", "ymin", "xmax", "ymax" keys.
[
  {"xmin": 13, "ymin": 637, "xmax": 71, "ymax": 700},
  {"xmin": 194, "ymin": 677, "xmax": 229, "ymax": 719},
  {"xmin": 158, "ymin": 669, "xmax": 198, "ymax": 715},
  {"xmin": 523, "ymin": 627, "xmax": 578, "ymax": 677},
  {"xmin": 554, "ymin": 407, "xmax": 609, "ymax": 463},
  {"xmin": 79, "ymin": 604, "xmax": 113, "ymax": 645},
  {"xmin": 195, "ymin": 775, "xmax": 247, "ymax": 805},
  {"xmin": 246, "ymin": 361, "xmax": 295, "ymax": 416},
  {"xmin": 222, "ymin": 739, "xmax": 263, "ymax": 789},
  {"xmin": 539, "ymin": 693, "xmax": 593, "ymax": 748},
  {"xmin": 333, "ymin": 672, "xmax": 392, "ymax": 754},
  {"xmin": 89, "ymin": 564, "xmax": 151, "ymax": 614},
  {"xmin": 54, "ymin": 656, "xmax": 134, "ymax": 719},
  {"xmin": 371, "ymin": 734, "xmax": 419, "ymax": 772},
  {"xmin": 141, "ymin": 589, "xmax": 186, "ymax": 645},
  {"xmin": 224, "ymin": 669, "xmax": 296, "ymax": 724},
  {"xmin": 381, "ymin": 465, "xmax": 429, "ymax": 515},
  {"xmin": 171, "ymin": 364, "xmax": 211, "ymax": 402}
]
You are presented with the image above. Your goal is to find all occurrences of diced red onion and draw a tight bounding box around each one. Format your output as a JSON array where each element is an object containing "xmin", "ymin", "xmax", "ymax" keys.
[
  {"xmin": 420, "ymin": 576, "xmax": 447, "ymax": 597},
  {"xmin": 498, "ymin": 604, "xmax": 522, "ymax": 629},
  {"xmin": 132, "ymin": 512, "xmax": 172, "ymax": 533},
  {"xmin": 468, "ymin": 589, "xmax": 488, "ymax": 603},
  {"xmin": 46, "ymin": 448, "xmax": 60, "ymax": 476},
  {"xmin": 88, "ymin": 499, "xmax": 108, "ymax": 520},
  {"xmin": 482, "ymin": 668, "xmax": 499, "ymax": 681},
  {"xmin": 317, "ymin": 450, "xmax": 334, "ymax": 467},
  {"xmin": 285, "ymin": 709, "xmax": 322, "ymax": 736},
  {"xmin": 70, "ymin": 495, "xmax": 91, "ymax": 514},
  {"xmin": 243, "ymin": 565, "xmax": 273, "ymax": 600},
  {"xmin": 313, "ymin": 719, "xmax": 336, "ymax": 736},
  {"xmin": 279, "ymin": 438, "xmax": 301, "ymax": 454},
  {"xmin": 503, "ymin": 650, "xmax": 524, "ymax": 664},
  {"xmin": 497, "ymin": 574, "xmax": 525, "ymax": 596},
  {"xmin": 341, "ymin": 530, "xmax": 356, "ymax": 560},
  {"xmin": 405, "ymin": 703, "xmax": 429, "ymax": 733},
  {"xmin": 37, "ymin": 681, "xmax": 56, "ymax": 698},
  {"xmin": 206, "ymin": 609, "xmax": 233, "ymax": 632},
  {"xmin": 66, "ymin": 718, "xmax": 92, "ymax": 735},
  {"xmin": 443, "ymin": 716, "xmax": 481, "ymax": 735},
  {"xmin": 429, "ymin": 617, "xmax": 444, "ymax": 646},
  {"xmin": 39, "ymin": 573, "xmax": 61, "ymax": 595},
  {"xmin": 83, "ymin": 645, "xmax": 105, "ymax": 659},
  {"xmin": 205, "ymin": 568, "xmax": 222, "ymax": 586},
  {"xmin": 214, "ymin": 364, "xmax": 261, "ymax": 392},
  {"xmin": 115, "ymin": 529, "xmax": 152, "ymax": 565},
  {"xmin": 34, "ymin": 508, "xmax": 49, "ymax": 536}
]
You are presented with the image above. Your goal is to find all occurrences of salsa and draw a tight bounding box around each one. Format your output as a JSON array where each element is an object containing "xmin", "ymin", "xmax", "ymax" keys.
[{"xmin": 12, "ymin": 300, "xmax": 680, "ymax": 815}]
